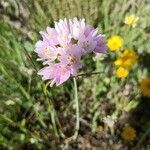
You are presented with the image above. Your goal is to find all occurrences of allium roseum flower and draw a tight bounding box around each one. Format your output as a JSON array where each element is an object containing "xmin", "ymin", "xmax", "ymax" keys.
[
  {"xmin": 38, "ymin": 63, "xmax": 72, "ymax": 86},
  {"xmin": 35, "ymin": 17, "xmax": 107, "ymax": 86}
]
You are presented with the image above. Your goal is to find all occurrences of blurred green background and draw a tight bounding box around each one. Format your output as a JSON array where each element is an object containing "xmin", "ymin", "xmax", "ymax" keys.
[{"xmin": 0, "ymin": 0, "xmax": 150, "ymax": 149}]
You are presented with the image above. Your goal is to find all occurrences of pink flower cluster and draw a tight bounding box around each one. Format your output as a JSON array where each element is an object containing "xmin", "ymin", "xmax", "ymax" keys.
[{"xmin": 35, "ymin": 17, "xmax": 107, "ymax": 86}]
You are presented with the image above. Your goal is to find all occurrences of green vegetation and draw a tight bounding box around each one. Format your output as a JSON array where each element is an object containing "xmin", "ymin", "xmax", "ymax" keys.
[{"xmin": 0, "ymin": 0, "xmax": 150, "ymax": 149}]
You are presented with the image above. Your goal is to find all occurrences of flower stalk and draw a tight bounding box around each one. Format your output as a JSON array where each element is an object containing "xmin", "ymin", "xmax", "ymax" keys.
[{"xmin": 73, "ymin": 78, "xmax": 80, "ymax": 139}]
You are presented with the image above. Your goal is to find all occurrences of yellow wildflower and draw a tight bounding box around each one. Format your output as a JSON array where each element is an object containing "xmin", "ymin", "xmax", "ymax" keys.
[
  {"xmin": 107, "ymin": 35, "xmax": 124, "ymax": 51},
  {"xmin": 116, "ymin": 67, "xmax": 128, "ymax": 78},
  {"xmin": 121, "ymin": 126, "xmax": 136, "ymax": 141},
  {"xmin": 140, "ymin": 77, "xmax": 150, "ymax": 97},
  {"xmin": 114, "ymin": 49, "xmax": 138, "ymax": 69},
  {"xmin": 124, "ymin": 15, "xmax": 139, "ymax": 28}
]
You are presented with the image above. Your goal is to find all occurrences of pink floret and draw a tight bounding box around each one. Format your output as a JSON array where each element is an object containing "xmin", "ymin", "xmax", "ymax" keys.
[{"xmin": 38, "ymin": 63, "xmax": 72, "ymax": 86}]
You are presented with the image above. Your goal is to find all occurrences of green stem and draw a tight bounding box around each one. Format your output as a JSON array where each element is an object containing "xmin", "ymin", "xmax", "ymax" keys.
[
  {"xmin": 77, "ymin": 71, "xmax": 103, "ymax": 77},
  {"xmin": 43, "ymin": 83, "xmax": 59, "ymax": 136},
  {"xmin": 133, "ymin": 125, "xmax": 150, "ymax": 150},
  {"xmin": 43, "ymin": 83, "xmax": 65, "ymax": 138},
  {"xmin": 73, "ymin": 78, "xmax": 80, "ymax": 139},
  {"xmin": 0, "ymin": 66, "xmax": 46, "ymax": 128},
  {"xmin": 23, "ymin": 48, "xmax": 38, "ymax": 72}
]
